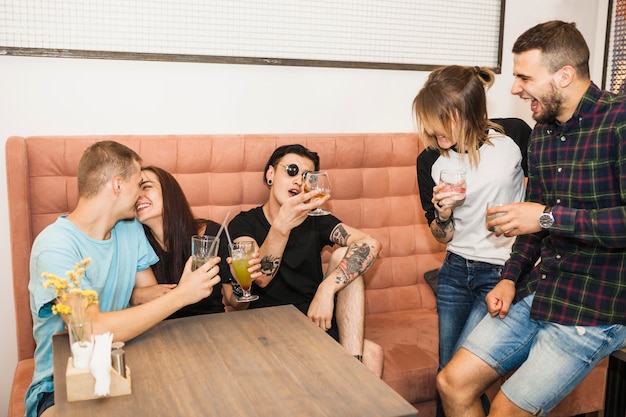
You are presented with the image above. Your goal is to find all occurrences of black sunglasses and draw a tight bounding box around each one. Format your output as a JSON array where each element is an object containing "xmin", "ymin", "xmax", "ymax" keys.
[{"xmin": 277, "ymin": 163, "xmax": 310, "ymax": 178}]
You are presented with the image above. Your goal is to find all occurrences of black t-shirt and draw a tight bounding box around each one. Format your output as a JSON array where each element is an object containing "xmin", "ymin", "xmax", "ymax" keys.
[
  {"xmin": 157, "ymin": 221, "xmax": 228, "ymax": 319},
  {"xmin": 228, "ymin": 206, "xmax": 341, "ymax": 314}
]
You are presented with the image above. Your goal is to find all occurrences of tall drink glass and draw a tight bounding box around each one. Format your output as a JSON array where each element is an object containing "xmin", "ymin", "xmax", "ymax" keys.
[
  {"xmin": 229, "ymin": 241, "xmax": 259, "ymax": 302},
  {"xmin": 191, "ymin": 235, "xmax": 219, "ymax": 271}
]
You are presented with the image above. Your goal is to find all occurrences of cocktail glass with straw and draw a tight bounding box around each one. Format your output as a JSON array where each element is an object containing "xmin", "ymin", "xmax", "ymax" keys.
[
  {"xmin": 217, "ymin": 211, "xmax": 251, "ymax": 299},
  {"xmin": 228, "ymin": 241, "xmax": 259, "ymax": 302}
]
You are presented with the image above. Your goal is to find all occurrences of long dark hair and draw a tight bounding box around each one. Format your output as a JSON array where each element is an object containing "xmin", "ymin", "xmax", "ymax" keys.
[{"xmin": 141, "ymin": 166, "xmax": 214, "ymax": 284}]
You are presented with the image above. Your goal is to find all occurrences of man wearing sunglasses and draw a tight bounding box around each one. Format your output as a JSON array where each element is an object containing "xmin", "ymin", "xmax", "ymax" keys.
[{"xmin": 224, "ymin": 144, "xmax": 384, "ymax": 376}]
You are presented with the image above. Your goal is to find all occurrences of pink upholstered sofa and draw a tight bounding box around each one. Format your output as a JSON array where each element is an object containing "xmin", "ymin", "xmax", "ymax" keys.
[{"xmin": 6, "ymin": 134, "xmax": 607, "ymax": 417}]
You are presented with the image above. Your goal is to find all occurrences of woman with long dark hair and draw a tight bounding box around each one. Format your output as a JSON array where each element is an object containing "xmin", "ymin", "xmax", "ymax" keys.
[{"xmin": 135, "ymin": 165, "xmax": 231, "ymax": 318}]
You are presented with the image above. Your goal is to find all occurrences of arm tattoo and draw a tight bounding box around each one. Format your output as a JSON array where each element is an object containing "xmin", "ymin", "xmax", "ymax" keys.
[
  {"xmin": 335, "ymin": 242, "xmax": 375, "ymax": 285},
  {"xmin": 330, "ymin": 224, "xmax": 351, "ymax": 246},
  {"xmin": 431, "ymin": 219, "xmax": 454, "ymax": 239},
  {"xmin": 260, "ymin": 255, "xmax": 281, "ymax": 278}
]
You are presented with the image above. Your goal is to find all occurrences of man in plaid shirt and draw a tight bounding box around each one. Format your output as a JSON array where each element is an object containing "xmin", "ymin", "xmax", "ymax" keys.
[{"xmin": 437, "ymin": 21, "xmax": 626, "ymax": 417}]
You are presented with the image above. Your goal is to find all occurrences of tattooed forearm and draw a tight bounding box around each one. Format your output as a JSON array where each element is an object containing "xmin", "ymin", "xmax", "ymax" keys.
[
  {"xmin": 431, "ymin": 219, "xmax": 454, "ymax": 239},
  {"xmin": 260, "ymin": 255, "xmax": 281, "ymax": 278},
  {"xmin": 330, "ymin": 224, "xmax": 351, "ymax": 246},
  {"xmin": 335, "ymin": 242, "xmax": 375, "ymax": 285}
]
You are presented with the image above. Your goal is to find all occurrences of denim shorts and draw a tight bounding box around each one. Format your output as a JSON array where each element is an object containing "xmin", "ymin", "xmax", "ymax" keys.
[{"xmin": 463, "ymin": 293, "xmax": 626, "ymax": 416}]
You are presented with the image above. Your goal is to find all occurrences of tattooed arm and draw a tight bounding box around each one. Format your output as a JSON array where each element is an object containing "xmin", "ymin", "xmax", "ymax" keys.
[
  {"xmin": 429, "ymin": 216, "xmax": 455, "ymax": 244},
  {"xmin": 305, "ymin": 223, "xmax": 380, "ymax": 330},
  {"xmin": 324, "ymin": 223, "xmax": 381, "ymax": 288},
  {"xmin": 238, "ymin": 210, "xmax": 293, "ymax": 289},
  {"xmin": 233, "ymin": 233, "xmax": 283, "ymax": 289}
]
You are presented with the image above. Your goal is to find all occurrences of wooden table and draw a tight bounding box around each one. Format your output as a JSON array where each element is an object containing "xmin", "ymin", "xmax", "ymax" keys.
[
  {"xmin": 604, "ymin": 348, "xmax": 626, "ymax": 417},
  {"xmin": 53, "ymin": 305, "xmax": 417, "ymax": 417}
]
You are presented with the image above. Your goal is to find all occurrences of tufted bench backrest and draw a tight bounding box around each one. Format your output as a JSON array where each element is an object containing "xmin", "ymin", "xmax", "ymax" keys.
[{"xmin": 6, "ymin": 134, "xmax": 445, "ymax": 362}]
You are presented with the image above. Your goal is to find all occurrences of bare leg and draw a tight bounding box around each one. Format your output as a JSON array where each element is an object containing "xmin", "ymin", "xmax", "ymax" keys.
[
  {"xmin": 437, "ymin": 348, "xmax": 501, "ymax": 417},
  {"xmin": 335, "ymin": 271, "xmax": 364, "ymax": 356},
  {"xmin": 328, "ymin": 248, "xmax": 383, "ymax": 376},
  {"xmin": 489, "ymin": 391, "xmax": 534, "ymax": 417},
  {"xmin": 363, "ymin": 338, "xmax": 384, "ymax": 377}
]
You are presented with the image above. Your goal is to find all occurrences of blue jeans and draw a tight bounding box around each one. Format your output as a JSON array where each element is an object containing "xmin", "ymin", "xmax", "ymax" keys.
[
  {"xmin": 437, "ymin": 251, "xmax": 503, "ymax": 370},
  {"xmin": 436, "ymin": 252, "xmax": 501, "ymax": 417},
  {"xmin": 464, "ymin": 293, "xmax": 626, "ymax": 416}
]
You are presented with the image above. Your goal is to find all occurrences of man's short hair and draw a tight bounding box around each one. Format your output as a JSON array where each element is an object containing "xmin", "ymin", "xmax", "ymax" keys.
[
  {"xmin": 77, "ymin": 141, "xmax": 142, "ymax": 198},
  {"xmin": 263, "ymin": 144, "xmax": 320, "ymax": 182},
  {"xmin": 512, "ymin": 20, "xmax": 590, "ymax": 80}
]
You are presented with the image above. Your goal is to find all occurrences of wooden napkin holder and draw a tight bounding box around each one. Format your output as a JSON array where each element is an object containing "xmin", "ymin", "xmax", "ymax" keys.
[{"xmin": 65, "ymin": 357, "xmax": 132, "ymax": 402}]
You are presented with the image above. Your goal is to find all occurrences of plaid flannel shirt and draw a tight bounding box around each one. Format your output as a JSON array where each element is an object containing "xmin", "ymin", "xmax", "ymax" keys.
[{"xmin": 503, "ymin": 83, "xmax": 626, "ymax": 326}]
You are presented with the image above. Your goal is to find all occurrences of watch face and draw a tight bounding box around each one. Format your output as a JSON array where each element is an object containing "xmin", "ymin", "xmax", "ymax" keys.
[{"xmin": 539, "ymin": 213, "xmax": 554, "ymax": 229}]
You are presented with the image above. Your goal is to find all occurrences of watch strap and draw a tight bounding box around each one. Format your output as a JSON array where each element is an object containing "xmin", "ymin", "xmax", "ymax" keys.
[
  {"xmin": 434, "ymin": 210, "xmax": 453, "ymax": 226},
  {"xmin": 539, "ymin": 205, "xmax": 554, "ymax": 229}
]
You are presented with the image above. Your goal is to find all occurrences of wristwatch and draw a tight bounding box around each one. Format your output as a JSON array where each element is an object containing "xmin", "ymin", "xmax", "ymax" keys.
[{"xmin": 539, "ymin": 205, "xmax": 554, "ymax": 229}]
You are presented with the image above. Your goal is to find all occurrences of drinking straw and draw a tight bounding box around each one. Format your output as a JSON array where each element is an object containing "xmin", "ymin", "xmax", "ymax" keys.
[
  {"xmin": 224, "ymin": 222, "xmax": 233, "ymax": 248},
  {"xmin": 209, "ymin": 211, "xmax": 232, "ymax": 255}
]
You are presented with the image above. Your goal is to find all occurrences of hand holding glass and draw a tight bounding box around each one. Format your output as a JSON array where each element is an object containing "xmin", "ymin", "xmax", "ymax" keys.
[
  {"xmin": 439, "ymin": 169, "xmax": 467, "ymax": 202},
  {"xmin": 303, "ymin": 170, "xmax": 332, "ymax": 216},
  {"xmin": 191, "ymin": 235, "xmax": 219, "ymax": 271},
  {"xmin": 229, "ymin": 241, "xmax": 259, "ymax": 302},
  {"xmin": 486, "ymin": 202, "xmax": 506, "ymax": 232}
]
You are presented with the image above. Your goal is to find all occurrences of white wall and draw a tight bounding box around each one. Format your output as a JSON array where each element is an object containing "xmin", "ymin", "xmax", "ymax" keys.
[{"xmin": 0, "ymin": 0, "xmax": 609, "ymax": 413}]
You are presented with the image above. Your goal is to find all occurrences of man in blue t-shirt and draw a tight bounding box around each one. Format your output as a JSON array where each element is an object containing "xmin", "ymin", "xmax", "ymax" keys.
[{"xmin": 26, "ymin": 141, "xmax": 222, "ymax": 417}]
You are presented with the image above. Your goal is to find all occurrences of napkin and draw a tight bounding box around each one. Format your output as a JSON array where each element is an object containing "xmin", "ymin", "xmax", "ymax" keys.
[{"xmin": 90, "ymin": 332, "xmax": 113, "ymax": 396}]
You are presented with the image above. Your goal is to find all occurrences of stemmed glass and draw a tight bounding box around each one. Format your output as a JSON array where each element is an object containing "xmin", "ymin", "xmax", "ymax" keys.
[
  {"xmin": 228, "ymin": 241, "xmax": 259, "ymax": 302},
  {"xmin": 303, "ymin": 170, "xmax": 332, "ymax": 216}
]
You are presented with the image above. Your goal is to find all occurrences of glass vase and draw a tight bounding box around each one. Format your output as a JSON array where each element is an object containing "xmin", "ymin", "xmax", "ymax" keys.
[{"xmin": 68, "ymin": 318, "xmax": 94, "ymax": 369}]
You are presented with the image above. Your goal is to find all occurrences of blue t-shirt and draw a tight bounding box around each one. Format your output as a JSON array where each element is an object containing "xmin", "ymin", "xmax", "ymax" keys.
[{"xmin": 25, "ymin": 216, "xmax": 158, "ymax": 417}]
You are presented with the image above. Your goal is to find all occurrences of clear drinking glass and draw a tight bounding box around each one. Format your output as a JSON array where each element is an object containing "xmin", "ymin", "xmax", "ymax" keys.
[
  {"xmin": 439, "ymin": 169, "xmax": 467, "ymax": 202},
  {"xmin": 303, "ymin": 170, "xmax": 332, "ymax": 216},
  {"xmin": 228, "ymin": 241, "xmax": 259, "ymax": 302},
  {"xmin": 486, "ymin": 202, "xmax": 506, "ymax": 232},
  {"xmin": 68, "ymin": 318, "xmax": 94, "ymax": 369},
  {"xmin": 191, "ymin": 235, "xmax": 219, "ymax": 271}
]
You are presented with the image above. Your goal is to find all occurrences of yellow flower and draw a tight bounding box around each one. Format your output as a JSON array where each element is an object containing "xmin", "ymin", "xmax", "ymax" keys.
[
  {"xmin": 53, "ymin": 303, "xmax": 72, "ymax": 316},
  {"xmin": 42, "ymin": 257, "xmax": 98, "ymax": 321}
]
